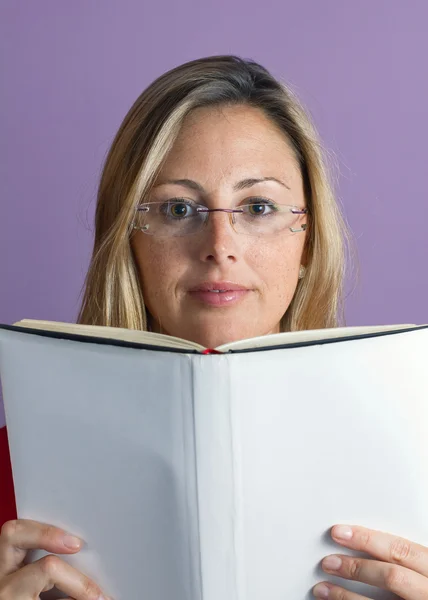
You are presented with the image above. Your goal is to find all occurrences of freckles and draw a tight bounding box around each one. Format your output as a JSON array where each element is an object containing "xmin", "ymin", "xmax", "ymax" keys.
[
  {"xmin": 143, "ymin": 240, "xmax": 178, "ymax": 271},
  {"xmin": 134, "ymin": 240, "xmax": 175, "ymax": 298},
  {"xmin": 248, "ymin": 239, "xmax": 301, "ymax": 270},
  {"xmin": 245, "ymin": 246, "xmax": 269, "ymax": 267},
  {"xmin": 256, "ymin": 240, "xmax": 302, "ymax": 299},
  {"xmin": 246, "ymin": 246, "xmax": 298, "ymax": 312}
]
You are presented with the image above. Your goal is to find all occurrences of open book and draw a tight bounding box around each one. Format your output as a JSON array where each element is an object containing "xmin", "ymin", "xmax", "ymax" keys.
[
  {"xmin": 1, "ymin": 319, "xmax": 428, "ymax": 600},
  {"xmin": 6, "ymin": 317, "xmax": 423, "ymax": 351}
]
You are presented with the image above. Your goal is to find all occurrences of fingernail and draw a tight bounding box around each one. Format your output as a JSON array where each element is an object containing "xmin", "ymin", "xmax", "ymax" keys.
[
  {"xmin": 333, "ymin": 525, "xmax": 353, "ymax": 540},
  {"xmin": 323, "ymin": 555, "xmax": 342, "ymax": 570},
  {"xmin": 63, "ymin": 534, "xmax": 82, "ymax": 549},
  {"xmin": 313, "ymin": 583, "xmax": 330, "ymax": 598}
]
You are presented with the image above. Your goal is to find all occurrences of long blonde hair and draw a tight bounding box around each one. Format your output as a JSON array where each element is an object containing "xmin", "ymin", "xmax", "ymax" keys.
[{"xmin": 78, "ymin": 55, "xmax": 351, "ymax": 332}]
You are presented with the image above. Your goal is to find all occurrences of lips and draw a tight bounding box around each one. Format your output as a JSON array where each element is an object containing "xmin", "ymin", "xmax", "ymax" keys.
[
  {"xmin": 189, "ymin": 281, "xmax": 250, "ymax": 292},
  {"xmin": 188, "ymin": 282, "xmax": 252, "ymax": 307}
]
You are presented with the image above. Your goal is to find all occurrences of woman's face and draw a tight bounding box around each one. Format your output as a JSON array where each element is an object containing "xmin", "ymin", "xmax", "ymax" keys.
[{"xmin": 132, "ymin": 104, "xmax": 307, "ymax": 348}]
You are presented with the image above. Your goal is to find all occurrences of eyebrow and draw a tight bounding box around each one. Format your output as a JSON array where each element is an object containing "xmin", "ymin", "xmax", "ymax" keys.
[{"xmin": 155, "ymin": 176, "xmax": 291, "ymax": 192}]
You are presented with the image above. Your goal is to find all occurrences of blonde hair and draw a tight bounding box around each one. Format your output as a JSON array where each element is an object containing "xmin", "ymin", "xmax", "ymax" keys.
[{"xmin": 78, "ymin": 55, "xmax": 352, "ymax": 332}]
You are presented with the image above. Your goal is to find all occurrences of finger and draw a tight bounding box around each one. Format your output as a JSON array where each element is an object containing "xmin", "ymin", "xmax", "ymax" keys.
[
  {"xmin": 320, "ymin": 553, "xmax": 428, "ymax": 600},
  {"xmin": 330, "ymin": 524, "xmax": 428, "ymax": 578},
  {"xmin": 0, "ymin": 520, "xmax": 83, "ymax": 578},
  {"xmin": 313, "ymin": 581, "xmax": 368, "ymax": 599},
  {"xmin": 0, "ymin": 554, "xmax": 110, "ymax": 599}
]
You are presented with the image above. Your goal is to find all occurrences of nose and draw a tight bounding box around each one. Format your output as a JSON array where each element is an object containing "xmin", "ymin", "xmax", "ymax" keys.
[{"xmin": 197, "ymin": 210, "xmax": 241, "ymax": 265}]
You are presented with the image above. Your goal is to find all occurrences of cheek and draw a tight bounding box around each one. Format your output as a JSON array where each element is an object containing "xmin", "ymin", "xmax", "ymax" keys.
[
  {"xmin": 246, "ymin": 238, "xmax": 304, "ymax": 292},
  {"xmin": 133, "ymin": 239, "xmax": 185, "ymax": 302}
]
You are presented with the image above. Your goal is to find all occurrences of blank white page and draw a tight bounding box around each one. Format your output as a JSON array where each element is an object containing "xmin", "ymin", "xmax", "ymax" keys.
[
  {"xmin": 0, "ymin": 330, "xmax": 200, "ymax": 600},
  {"xmin": 224, "ymin": 327, "xmax": 428, "ymax": 599}
]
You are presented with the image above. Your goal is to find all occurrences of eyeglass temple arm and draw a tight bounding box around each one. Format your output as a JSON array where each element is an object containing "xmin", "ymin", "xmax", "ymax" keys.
[{"xmin": 290, "ymin": 208, "xmax": 307, "ymax": 232}]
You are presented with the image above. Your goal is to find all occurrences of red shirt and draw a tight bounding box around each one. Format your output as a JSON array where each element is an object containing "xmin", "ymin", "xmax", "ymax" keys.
[{"xmin": 0, "ymin": 426, "xmax": 17, "ymax": 527}]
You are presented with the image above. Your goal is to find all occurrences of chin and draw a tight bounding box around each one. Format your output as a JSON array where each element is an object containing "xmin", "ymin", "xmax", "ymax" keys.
[
  {"xmin": 157, "ymin": 312, "xmax": 281, "ymax": 348},
  {"xmin": 185, "ymin": 323, "xmax": 272, "ymax": 349}
]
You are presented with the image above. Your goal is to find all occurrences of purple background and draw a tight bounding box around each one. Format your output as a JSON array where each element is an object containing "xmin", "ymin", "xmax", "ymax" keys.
[{"xmin": 1, "ymin": 1, "xmax": 427, "ymax": 424}]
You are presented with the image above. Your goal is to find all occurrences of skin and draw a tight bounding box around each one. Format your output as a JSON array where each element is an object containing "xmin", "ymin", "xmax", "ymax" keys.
[
  {"xmin": 131, "ymin": 104, "xmax": 307, "ymax": 349},
  {"xmin": 1, "ymin": 105, "xmax": 426, "ymax": 599}
]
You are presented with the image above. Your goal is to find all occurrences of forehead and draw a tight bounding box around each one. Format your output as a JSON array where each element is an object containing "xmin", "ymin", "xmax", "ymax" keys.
[{"xmin": 159, "ymin": 104, "xmax": 301, "ymax": 187}]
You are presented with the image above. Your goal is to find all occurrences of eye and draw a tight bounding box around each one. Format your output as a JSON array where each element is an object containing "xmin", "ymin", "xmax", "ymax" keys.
[
  {"xmin": 245, "ymin": 199, "xmax": 277, "ymax": 216},
  {"xmin": 161, "ymin": 199, "xmax": 197, "ymax": 219},
  {"xmin": 170, "ymin": 202, "xmax": 188, "ymax": 217}
]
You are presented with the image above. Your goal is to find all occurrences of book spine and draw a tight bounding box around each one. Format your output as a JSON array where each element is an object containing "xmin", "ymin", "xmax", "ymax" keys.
[
  {"xmin": 183, "ymin": 355, "xmax": 203, "ymax": 600},
  {"xmin": 192, "ymin": 355, "xmax": 245, "ymax": 600}
]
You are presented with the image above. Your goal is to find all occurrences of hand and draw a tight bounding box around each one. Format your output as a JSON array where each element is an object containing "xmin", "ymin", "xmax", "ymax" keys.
[
  {"xmin": 0, "ymin": 519, "xmax": 111, "ymax": 599},
  {"xmin": 313, "ymin": 524, "xmax": 428, "ymax": 599}
]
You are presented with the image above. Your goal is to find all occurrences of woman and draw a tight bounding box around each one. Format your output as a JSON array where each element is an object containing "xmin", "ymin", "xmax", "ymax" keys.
[{"xmin": 0, "ymin": 55, "xmax": 426, "ymax": 600}]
